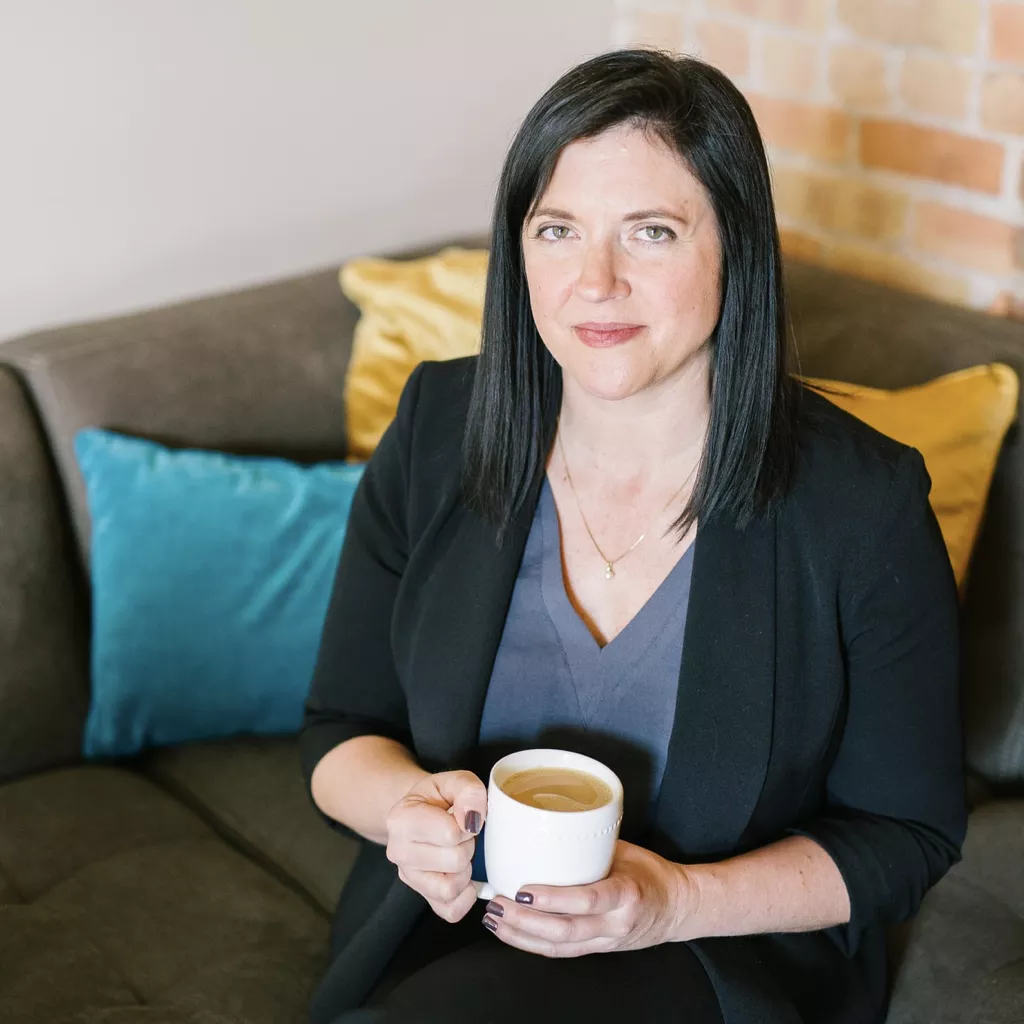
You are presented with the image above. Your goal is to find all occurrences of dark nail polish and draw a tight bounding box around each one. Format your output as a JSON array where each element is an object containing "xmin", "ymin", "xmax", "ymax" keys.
[
  {"xmin": 485, "ymin": 900, "xmax": 504, "ymax": 918},
  {"xmin": 515, "ymin": 891, "xmax": 533, "ymax": 905},
  {"xmin": 464, "ymin": 810, "xmax": 481, "ymax": 835},
  {"xmin": 482, "ymin": 915, "xmax": 498, "ymax": 932}
]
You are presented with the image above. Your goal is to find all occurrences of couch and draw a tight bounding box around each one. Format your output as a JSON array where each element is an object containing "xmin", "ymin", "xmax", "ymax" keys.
[{"xmin": 0, "ymin": 237, "xmax": 1022, "ymax": 1024}]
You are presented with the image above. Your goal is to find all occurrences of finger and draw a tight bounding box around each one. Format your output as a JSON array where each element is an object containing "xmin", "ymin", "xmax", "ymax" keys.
[
  {"xmin": 481, "ymin": 911, "xmax": 615, "ymax": 958},
  {"xmin": 397, "ymin": 836, "xmax": 475, "ymax": 874},
  {"xmin": 483, "ymin": 897, "xmax": 617, "ymax": 945},
  {"xmin": 389, "ymin": 798, "xmax": 467, "ymax": 846},
  {"xmin": 429, "ymin": 877, "xmax": 480, "ymax": 924},
  {"xmin": 512, "ymin": 875, "xmax": 628, "ymax": 916},
  {"xmin": 398, "ymin": 865, "xmax": 473, "ymax": 905},
  {"xmin": 433, "ymin": 770, "xmax": 488, "ymax": 836}
]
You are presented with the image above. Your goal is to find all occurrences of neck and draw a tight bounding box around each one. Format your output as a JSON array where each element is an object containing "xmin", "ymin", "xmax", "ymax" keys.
[{"xmin": 555, "ymin": 349, "xmax": 712, "ymax": 485}]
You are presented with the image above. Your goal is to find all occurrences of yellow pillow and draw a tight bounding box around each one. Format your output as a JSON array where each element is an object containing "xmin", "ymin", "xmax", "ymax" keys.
[
  {"xmin": 339, "ymin": 250, "xmax": 1017, "ymax": 591},
  {"xmin": 804, "ymin": 365, "xmax": 1019, "ymax": 592},
  {"xmin": 341, "ymin": 248, "xmax": 487, "ymax": 459}
]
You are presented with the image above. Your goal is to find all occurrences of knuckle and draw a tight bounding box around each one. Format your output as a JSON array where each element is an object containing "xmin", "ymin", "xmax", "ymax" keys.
[
  {"xmin": 583, "ymin": 887, "xmax": 601, "ymax": 913},
  {"xmin": 439, "ymin": 846, "xmax": 464, "ymax": 872},
  {"xmin": 613, "ymin": 913, "xmax": 633, "ymax": 938},
  {"xmin": 439, "ymin": 878, "xmax": 462, "ymax": 903},
  {"xmin": 619, "ymin": 877, "xmax": 641, "ymax": 905}
]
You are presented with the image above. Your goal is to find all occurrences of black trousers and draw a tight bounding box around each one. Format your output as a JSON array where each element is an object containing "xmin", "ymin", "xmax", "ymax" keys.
[{"xmin": 330, "ymin": 904, "xmax": 724, "ymax": 1024}]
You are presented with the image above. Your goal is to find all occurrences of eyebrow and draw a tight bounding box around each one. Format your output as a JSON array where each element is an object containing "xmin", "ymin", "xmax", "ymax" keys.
[{"xmin": 530, "ymin": 205, "xmax": 690, "ymax": 224}]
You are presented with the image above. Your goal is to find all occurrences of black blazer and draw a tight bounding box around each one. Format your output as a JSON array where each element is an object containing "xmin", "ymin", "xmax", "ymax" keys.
[{"xmin": 300, "ymin": 356, "xmax": 966, "ymax": 1024}]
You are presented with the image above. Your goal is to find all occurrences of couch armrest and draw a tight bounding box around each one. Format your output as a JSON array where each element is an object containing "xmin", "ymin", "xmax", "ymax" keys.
[{"xmin": 0, "ymin": 366, "xmax": 89, "ymax": 781}]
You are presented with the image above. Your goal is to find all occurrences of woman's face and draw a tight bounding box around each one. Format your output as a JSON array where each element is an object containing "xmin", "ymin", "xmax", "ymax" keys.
[{"xmin": 521, "ymin": 124, "xmax": 722, "ymax": 403}]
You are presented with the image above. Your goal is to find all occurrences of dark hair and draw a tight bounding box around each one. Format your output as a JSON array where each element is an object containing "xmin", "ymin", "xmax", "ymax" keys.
[{"xmin": 461, "ymin": 49, "xmax": 799, "ymax": 545}]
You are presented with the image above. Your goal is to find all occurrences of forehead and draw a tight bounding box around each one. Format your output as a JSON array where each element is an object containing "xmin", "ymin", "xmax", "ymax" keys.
[{"xmin": 539, "ymin": 124, "xmax": 702, "ymax": 201}]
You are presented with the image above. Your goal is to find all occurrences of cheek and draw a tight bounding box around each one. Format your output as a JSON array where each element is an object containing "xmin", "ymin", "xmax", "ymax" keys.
[
  {"xmin": 525, "ymin": 263, "xmax": 573, "ymax": 321},
  {"xmin": 661, "ymin": 257, "xmax": 721, "ymax": 325}
]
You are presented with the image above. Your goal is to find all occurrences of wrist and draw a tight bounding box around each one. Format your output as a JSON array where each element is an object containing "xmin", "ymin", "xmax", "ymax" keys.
[
  {"xmin": 669, "ymin": 860, "xmax": 719, "ymax": 943},
  {"xmin": 667, "ymin": 861, "xmax": 702, "ymax": 943}
]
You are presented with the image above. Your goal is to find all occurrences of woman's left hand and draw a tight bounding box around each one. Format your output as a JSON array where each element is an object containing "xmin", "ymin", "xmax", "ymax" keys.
[{"xmin": 480, "ymin": 840, "xmax": 697, "ymax": 958}]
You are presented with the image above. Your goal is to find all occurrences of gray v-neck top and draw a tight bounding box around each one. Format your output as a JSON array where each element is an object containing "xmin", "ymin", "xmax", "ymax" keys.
[{"xmin": 476, "ymin": 475, "xmax": 695, "ymax": 843}]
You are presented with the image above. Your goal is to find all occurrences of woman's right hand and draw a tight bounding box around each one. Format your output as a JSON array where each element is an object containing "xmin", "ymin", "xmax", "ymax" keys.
[{"xmin": 385, "ymin": 770, "xmax": 488, "ymax": 923}]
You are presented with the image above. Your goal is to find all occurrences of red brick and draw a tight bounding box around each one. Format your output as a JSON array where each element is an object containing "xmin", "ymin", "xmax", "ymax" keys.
[
  {"xmin": 829, "ymin": 44, "xmax": 890, "ymax": 111},
  {"xmin": 914, "ymin": 202, "xmax": 1021, "ymax": 274},
  {"xmin": 981, "ymin": 73, "xmax": 1024, "ymax": 136},
  {"xmin": 990, "ymin": 4, "xmax": 1024, "ymax": 64},
  {"xmin": 748, "ymin": 93, "xmax": 853, "ymax": 164},
  {"xmin": 859, "ymin": 120, "xmax": 1005, "ymax": 194},
  {"xmin": 838, "ymin": 0, "xmax": 981, "ymax": 57}
]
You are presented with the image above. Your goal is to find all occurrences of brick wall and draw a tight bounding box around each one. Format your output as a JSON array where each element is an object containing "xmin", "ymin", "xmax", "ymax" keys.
[{"xmin": 614, "ymin": 0, "xmax": 1024, "ymax": 318}]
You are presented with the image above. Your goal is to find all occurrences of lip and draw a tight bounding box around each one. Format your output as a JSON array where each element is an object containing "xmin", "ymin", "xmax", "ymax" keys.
[{"xmin": 572, "ymin": 323, "xmax": 645, "ymax": 348}]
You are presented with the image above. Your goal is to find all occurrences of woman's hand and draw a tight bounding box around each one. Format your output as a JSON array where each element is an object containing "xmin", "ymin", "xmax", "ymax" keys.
[
  {"xmin": 385, "ymin": 770, "xmax": 487, "ymax": 924},
  {"xmin": 480, "ymin": 840, "xmax": 697, "ymax": 957}
]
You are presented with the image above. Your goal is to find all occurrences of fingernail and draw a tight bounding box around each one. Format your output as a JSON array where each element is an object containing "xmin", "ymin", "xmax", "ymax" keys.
[
  {"xmin": 485, "ymin": 900, "xmax": 504, "ymax": 918},
  {"xmin": 515, "ymin": 891, "xmax": 533, "ymax": 905},
  {"xmin": 464, "ymin": 810, "xmax": 481, "ymax": 835},
  {"xmin": 482, "ymin": 915, "xmax": 498, "ymax": 932}
]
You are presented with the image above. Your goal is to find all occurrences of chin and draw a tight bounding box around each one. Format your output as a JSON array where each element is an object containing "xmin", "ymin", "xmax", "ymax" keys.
[{"xmin": 562, "ymin": 360, "xmax": 649, "ymax": 403}]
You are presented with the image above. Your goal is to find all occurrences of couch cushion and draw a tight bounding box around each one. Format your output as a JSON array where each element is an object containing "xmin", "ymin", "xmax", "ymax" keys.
[
  {"xmin": 142, "ymin": 736, "xmax": 359, "ymax": 914},
  {"xmin": 0, "ymin": 366, "xmax": 89, "ymax": 782},
  {"xmin": 786, "ymin": 260, "xmax": 1024, "ymax": 787},
  {"xmin": 887, "ymin": 800, "xmax": 1024, "ymax": 1023},
  {"xmin": 0, "ymin": 765, "xmax": 328, "ymax": 1024}
]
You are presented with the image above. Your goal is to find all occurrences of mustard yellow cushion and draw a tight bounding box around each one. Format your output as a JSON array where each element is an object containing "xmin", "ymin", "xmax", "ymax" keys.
[
  {"xmin": 339, "ymin": 250, "xmax": 1017, "ymax": 591},
  {"xmin": 804, "ymin": 365, "xmax": 1019, "ymax": 591},
  {"xmin": 341, "ymin": 248, "xmax": 487, "ymax": 459}
]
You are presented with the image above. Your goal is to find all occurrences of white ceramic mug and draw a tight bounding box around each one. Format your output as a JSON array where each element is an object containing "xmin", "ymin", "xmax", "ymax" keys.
[{"xmin": 473, "ymin": 748, "xmax": 624, "ymax": 902}]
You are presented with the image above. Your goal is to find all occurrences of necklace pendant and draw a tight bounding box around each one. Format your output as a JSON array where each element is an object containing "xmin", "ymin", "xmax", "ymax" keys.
[{"xmin": 604, "ymin": 562, "xmax": 615, "ymax": 580}]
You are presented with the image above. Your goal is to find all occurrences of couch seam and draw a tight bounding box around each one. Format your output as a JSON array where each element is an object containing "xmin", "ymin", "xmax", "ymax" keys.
[
  {"xmin": 0, "ymin": 858, "xmax": 26, "ymax": 903},
  {"xmin": 28, "ymin": 834, "xmax": 219, "ymax": 903},
  {"xmin": 139, "ymin": 768, "xmax": 333, "ymax": 920}
]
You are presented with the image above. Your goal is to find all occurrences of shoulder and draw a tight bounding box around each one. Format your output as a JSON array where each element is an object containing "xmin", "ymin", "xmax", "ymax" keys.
[
  {"xmin": 784, "ymin": 382, "xmax": 931, "ymax": 546},
  {"xmin": 401, "ymin": 355, "xmax": 477, "ymax": 468},
  {"xmin": 370, "ymin": 356, "xmax": 475, "ymax": 523},
  {"xmin": 411, "ymin": 355, "xmax": 478, "ymax": 428}
]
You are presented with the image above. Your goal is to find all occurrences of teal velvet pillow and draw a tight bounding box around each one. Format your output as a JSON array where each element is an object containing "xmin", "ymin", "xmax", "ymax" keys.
[{"xmin": 74, "ymin": 429, "xmax": 364, "ymax": 758}]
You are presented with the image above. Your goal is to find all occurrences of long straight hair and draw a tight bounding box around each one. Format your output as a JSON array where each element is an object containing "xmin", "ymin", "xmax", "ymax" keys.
[{"xmin": 462, "ymin": 50, "xmax": 799, "ymax": 545}]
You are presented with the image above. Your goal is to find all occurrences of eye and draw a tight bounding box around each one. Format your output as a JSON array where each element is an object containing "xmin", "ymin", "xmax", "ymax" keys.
[
  {"xmin": 637, "ymin": 224, "xmax": 675, "ymax": 243},
  {"xmin": 537, "ymin": 224, "xmax": 573, "ymax": 241}
]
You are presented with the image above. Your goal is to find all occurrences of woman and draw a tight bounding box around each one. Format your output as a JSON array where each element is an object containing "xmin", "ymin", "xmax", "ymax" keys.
[{"xmin": 300, "ymin": 50, "xmax": 965, "ymax": 1024}]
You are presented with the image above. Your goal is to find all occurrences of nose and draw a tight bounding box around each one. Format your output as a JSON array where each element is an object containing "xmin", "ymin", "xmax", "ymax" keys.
[{"xmin": 574, "ymin": 239, "xmax": 628, "ymax": 302}]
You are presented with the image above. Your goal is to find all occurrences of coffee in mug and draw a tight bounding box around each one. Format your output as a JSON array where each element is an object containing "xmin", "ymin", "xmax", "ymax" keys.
[
  {"xmin": 499, "ymin": 766, "xmax": 613, "ymax": 813},
  {"xmin": 473, "ymin": 748, "xmax": 624, "ymax": 902}
]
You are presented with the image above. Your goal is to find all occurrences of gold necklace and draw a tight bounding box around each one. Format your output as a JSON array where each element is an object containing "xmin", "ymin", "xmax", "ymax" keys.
[{"xmin": 555, "ymin": 426, "xmax": 698, "ymax": 581}]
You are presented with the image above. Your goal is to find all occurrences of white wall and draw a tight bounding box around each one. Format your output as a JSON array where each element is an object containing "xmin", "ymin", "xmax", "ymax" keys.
[{"xmin": 0, "ymin": 1, "xmax": 614, "ymax": 340}]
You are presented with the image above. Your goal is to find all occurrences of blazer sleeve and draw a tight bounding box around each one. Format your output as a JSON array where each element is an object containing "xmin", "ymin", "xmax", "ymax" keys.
[
  {"xmin": 789, "ymin": 447, "xmax": 968, "ymax": 956},
  {"xmin": 298, "ymin": 362, "xmax": 426, "ymax": 836}
]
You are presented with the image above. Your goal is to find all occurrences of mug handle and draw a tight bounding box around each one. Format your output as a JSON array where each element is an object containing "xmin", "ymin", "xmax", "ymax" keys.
[{"xmin": 473, "ymin": 880, "xmax": 495, "ymax": 901}]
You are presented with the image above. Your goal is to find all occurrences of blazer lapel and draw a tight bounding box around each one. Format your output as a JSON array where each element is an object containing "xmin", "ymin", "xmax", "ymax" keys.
[
  {"xmin": 651, "ymin": 512, "xmax": 777, "ymax": 860},
  {"xmin": 403, "ymin": 473, "xmax": 544, "ymax": 772}
]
